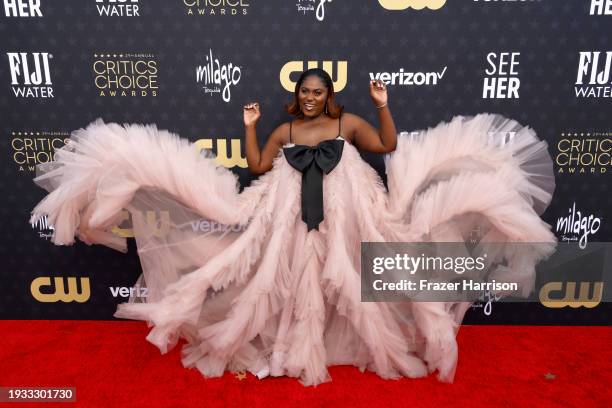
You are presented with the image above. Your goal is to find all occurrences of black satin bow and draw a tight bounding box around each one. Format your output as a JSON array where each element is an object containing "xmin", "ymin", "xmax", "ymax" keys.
[{"xmin": 283, "ymin": 139, "xmax": 344, "ymax": 231}]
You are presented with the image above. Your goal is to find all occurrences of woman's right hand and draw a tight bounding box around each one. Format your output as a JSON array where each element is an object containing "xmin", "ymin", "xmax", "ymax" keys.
[{"xmin": 243, "ymin": 102, "xmax": 261, "ymax": 127}]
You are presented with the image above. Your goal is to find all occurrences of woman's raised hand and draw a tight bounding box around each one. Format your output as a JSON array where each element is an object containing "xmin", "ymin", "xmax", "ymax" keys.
[
  {"xmin": 243, "ymin": 102, "xmax": 261, "ymax": 127},
  {"xmin": 369, "ymin": 79, "xmax": 388, "ymax": 108}
]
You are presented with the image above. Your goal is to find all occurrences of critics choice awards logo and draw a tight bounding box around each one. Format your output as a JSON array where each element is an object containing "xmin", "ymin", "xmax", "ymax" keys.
[
  {"xmin": 182, "ymin": 0, "xmax": 250, "ymax": 16},
  {"xmin": 92, "ymin": 53, "xmax": 159, "ymax": 97},
  {"xmin": 10, "ymin": 130, "xmax": 69, "ymax": 172},
  {"xmin": 555, "ymin": 131, "xmax": 611, "ymax": 174}
]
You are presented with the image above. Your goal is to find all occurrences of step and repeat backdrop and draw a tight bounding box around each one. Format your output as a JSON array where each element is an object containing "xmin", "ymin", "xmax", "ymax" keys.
[{"xmin": 0, "ymin": 0, "xmax": 610, "ymax": 324}]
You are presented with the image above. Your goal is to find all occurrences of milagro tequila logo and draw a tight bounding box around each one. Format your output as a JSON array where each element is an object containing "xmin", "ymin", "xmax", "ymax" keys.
[
  {"xmin": 3, "ymin": 0, "xmax": 43, "ymax": 17},
  {"xmin": 471, "ymin": 289, "xmax": 501, "ymax": 317},
  {"xmin": 296, "ymin": 0, "xmax": 333, "ymax": 21},
  {"xmin": 31, "ymin": 215, "xmax": 54, "ymax": 240},
  {"xmin": 196, "ymin": 49, "xmax": 241, "ymax": 102},
  {"xmin": 556, "ymin": 203, "xmax": 602, "ymax": 249},
  {"xmin": 7, "ymin": 52, "xmax": 53, "ymax": 98},
  {"xmin": 182, "ymin": 0, "xmax": 250, "ymax": 16},
  {"xmin": 575, "ymin": 51, "xmax": 612, "ymax": 98},
  {"xmin": 95, "ymin": 0, "xmax": 140, "ymax": 16}
]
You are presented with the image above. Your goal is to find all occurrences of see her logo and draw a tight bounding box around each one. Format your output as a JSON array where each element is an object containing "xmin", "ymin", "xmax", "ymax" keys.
[
  {"xmin": 590, "ymin": 0, "xmax": 612, "ymax": 15},
  {"xmin": 378, "ymin": 0, "xmax": 446, "ymax": 10}
]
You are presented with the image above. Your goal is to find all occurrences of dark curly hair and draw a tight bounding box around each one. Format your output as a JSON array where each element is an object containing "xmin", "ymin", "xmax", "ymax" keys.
[{"xmin": 285, "ymin": 68, "xmax": 344, "ymax": 119}]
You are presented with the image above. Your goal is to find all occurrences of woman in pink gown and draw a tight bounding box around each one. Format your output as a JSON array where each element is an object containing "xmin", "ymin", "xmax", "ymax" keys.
[{"xmin": 30, "ymin": 68, "xmax": 556, "ymax": 386}]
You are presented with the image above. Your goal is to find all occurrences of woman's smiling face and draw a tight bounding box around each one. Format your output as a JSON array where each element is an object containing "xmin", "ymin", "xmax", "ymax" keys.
[{"xmin": 298, "ymin": 75, "xmax": 329, "ymax": 118}]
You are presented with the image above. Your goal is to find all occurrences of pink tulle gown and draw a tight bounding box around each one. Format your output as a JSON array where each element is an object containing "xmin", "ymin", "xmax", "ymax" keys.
[{"xmin": 30, "ymin": 113, "xmax": 556, "ymax": 386}]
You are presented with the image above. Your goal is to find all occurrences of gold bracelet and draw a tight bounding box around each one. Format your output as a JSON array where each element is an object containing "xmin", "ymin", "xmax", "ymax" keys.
[{"xmin": 376, "ymin": 102, "xmax": 388, "ymax": 109}]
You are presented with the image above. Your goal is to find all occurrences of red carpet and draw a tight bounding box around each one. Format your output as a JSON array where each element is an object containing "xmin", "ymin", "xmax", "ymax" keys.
[{"xmin": 0, "ymin": 321, "xmax": 610, "ymax": 407}]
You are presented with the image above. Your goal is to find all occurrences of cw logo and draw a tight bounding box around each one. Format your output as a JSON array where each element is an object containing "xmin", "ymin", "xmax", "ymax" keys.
[
  {"xmin": 31, "ymin": 277, "xmax": 90, "ymax": 303},
  {"xmin": 111, "ymin": 210, "xmax": 170, "ymax": 238},
  {"xmin": 539, "ymin": 281, "xmax": 604, "ymax": 309},
  {"xmin": 378, "ymin": 0, "xmax": 446, "ymax": 10},
  {"xmin": 195, "ymin": 139, "xmax": 247, "ymax": 168},
  {"xmin": 280, "ymin": 61, "xmax": 347, "ymax": 92}
]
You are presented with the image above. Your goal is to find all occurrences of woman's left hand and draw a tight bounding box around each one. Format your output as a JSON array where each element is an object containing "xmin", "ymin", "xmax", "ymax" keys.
[{"xmin": 369, "ymin": 79, "xmax": 388, "ymax": 107}]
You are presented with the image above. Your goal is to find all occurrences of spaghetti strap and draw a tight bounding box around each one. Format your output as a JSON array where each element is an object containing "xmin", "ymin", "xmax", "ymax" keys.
[
  {"xmin": 338, "ymin": 113, "xmax": 342, "ymax": 137},
  {"xmin": 289, "ymin": 121, "xmax": 292, "ymax": 143}
]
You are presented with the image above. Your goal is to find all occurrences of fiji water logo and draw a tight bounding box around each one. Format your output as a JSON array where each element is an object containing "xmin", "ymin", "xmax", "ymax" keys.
[
  {"xmin": 95, "ymin": 0, "xmax": 140, "ymax": 16},
  {"xmin": 575, "ymin": 51, "xmax": 612, "ymax": 98},
  {"xmin": 555, "ymin": 203, "xmax": 602, "ymax": 249},
  {"xmin": 7, "ymin": 52, "xmax": 54, "ymax": 98}
]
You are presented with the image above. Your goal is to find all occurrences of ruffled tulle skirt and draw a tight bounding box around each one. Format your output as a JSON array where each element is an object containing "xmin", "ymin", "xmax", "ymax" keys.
[{"xmin": 30, "ymin": 113, "xmax": 556, "ymax": 385}]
